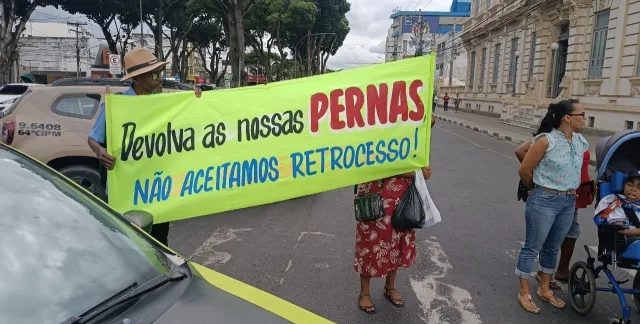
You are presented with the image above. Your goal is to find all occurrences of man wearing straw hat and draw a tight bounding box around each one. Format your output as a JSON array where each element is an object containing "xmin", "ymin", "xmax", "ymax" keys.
[{"xmin": 88, "ymin": 48, "xmax": 202, "ymax": 246}]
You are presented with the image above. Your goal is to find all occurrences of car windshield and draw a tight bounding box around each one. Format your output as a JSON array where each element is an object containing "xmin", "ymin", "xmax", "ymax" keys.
[
  {"xmin": 0, "ymin": 85, "xmax": 28, "ymax": 95},
  {"xmin": 0, "ymin": 146, "xmax": 172, "ymax": 324}
]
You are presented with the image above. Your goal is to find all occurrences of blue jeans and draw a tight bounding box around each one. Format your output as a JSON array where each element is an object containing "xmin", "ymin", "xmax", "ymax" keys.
[{"xmin": 516, "ymin": 187, "xmax": 576, "ymax": 279}]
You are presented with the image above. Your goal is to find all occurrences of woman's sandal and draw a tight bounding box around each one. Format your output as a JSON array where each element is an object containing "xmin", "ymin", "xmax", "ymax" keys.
[
  {"xmin": 536, "ymin": 273, "xmax": 562, "ymax": 290},
  {"xmin": 537, "ymin": 289, "xmax": 566, "ymax": 309},
  {"xmin": 517, "ymin": 293, "xmax": 540, "ymax": 314},
  {"xmin": 384, "ymin": 287, "xmax": 405, "ymax": 307},
  {"xmin": 359, "ymin": 294, "xmax": 376, "ymax": 314}
]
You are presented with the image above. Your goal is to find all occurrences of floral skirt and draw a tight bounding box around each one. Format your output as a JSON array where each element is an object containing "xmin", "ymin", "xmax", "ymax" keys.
[{"xmin": 353, "ymin": 177, "xmax": 416, "ymax": 278}]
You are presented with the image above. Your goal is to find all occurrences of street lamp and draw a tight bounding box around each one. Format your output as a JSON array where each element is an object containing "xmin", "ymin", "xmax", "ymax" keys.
[{"xmin": 512, "ymin": 50, "xmax": 521, "ymax": 96}]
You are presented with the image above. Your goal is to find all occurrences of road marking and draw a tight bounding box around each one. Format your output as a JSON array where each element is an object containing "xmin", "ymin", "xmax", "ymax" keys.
[
  {"xmin": 435, "ymin": 125, "xmax": 518, "ymax": 162},
  {"xmin": 410, "ymin": 237, "xmax": 482, "ymax": 324},
  {"xmin": 189, "ymin": 228, "xmax": 252, "ymax": 266},
  {"xmin": 279, "ymin": 231, "xmax": 334, "ymax": 285}
]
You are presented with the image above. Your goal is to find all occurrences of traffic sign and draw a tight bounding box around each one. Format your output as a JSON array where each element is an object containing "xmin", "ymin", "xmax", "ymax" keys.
[{"xmin": 109, "ymin": 54, "xmax": 121, "ymax": 75}]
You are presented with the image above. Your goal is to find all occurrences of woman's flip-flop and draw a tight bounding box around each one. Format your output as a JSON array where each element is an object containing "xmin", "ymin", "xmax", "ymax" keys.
[
  {"xmin": 537, "ymin": 289, "xmax": 566, "ymax": 309},
  {"xmin": 536, "ymin": 273, "xmax": 562, "ymax": 290},
  {"xmin": 384, "ymin": 287, "xmax": 405, "ymax": 307},
  {"xmin": 358, "ymin": 294, "xmax": 376, "ymax": 314},
  {"xmin": 517, "ymin": 293, "xmax": 540, "ymax": 314}
]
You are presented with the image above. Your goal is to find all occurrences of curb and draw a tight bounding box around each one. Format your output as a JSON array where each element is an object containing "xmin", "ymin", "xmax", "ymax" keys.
[{"xmin": 434, "ymin": 115, "xmax": 597, "ymax": 167}]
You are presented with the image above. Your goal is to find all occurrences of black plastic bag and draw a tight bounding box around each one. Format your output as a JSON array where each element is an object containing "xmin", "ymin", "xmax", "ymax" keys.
[
  {"xmin": 517, "ymin": 180, "xmax": 530, "ymax": 202},
  {"xmin": 392, "ymin": 183, "xmax": 426, "ymax": 230}
]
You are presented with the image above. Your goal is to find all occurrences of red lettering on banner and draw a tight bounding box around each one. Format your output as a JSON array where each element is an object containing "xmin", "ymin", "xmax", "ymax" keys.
[
  {"xmin": 367, "ymin": 84, "xmax": 388, "ymax": 126},
  {"xmin": 308, "ymin": 79, "xmax": 425, "ymax": 133},
  {"xmin": 408, "ymin": 80, "xmax": 425, "ymax": 121},
  {"xmin": 345, "ymin": 87, "xmax": 365, "ymax": 128}
]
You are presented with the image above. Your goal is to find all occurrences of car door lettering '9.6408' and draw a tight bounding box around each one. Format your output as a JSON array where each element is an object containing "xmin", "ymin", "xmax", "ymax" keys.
[{"xmin": 18, "ymin": 122, "xmax": 62, "ymax": 137}]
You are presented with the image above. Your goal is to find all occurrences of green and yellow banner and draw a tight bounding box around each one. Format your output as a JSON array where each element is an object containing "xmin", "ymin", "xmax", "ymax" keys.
[{"xmin": 106, "ymin": 54, "xmax": 436, "ymax": 223}]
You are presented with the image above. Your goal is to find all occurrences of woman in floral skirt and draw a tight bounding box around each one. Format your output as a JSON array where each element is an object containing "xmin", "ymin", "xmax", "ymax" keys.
[{"xmin": 355, "ymin": 116, "xmax": 435, "ymax": 314}]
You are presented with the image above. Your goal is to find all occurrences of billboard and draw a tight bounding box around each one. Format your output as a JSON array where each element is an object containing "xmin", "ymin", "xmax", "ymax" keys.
[{"xmin": 401, "ymin": 16, "xmax": 440, "ymax": 34}]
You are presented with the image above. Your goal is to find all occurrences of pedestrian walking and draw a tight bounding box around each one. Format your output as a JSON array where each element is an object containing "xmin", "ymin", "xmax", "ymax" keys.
[
  {"xmin": 515, "ymin": 139, "xmax": 594, "ymax": 290},
  {"xmin": 515, "ymin": 99, "xmax": 588, "ymax": 314},
  {"xmin": 87, "ymin": 48, "xmax": 202, "ymax": 247},
  {"xmin": 454, "ymin": 93, "xmax": 461, "ymax": 113},
  {"xmin": 443, "ymin": 93, "xmax": 449, "ymax": 111},
  {"xmin": 432, "ymin": 93, "xmax": 438, "ymax": 113},
  {"xmin": 354, "ymin": 117, "xmax": 436, "ymax": 314}
]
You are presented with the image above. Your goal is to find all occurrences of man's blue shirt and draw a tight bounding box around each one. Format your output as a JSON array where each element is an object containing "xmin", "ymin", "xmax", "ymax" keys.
[
  {"xmin": 89, "ymin": 86, "xmax": 137, "ymax": 144},
  {"xmin": 90, "ymin": 86, "xmax": 137, "ymax": 194}
]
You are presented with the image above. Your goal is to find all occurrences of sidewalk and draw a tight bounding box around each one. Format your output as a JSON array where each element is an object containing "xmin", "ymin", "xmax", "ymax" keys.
[{"xmin": 433, "ymin": 110, "xmax": 603, "ymax": 165}]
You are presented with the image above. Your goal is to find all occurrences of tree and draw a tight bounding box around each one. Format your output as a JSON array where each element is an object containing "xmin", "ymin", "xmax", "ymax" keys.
[
  {"xmin": 287, "ymin": 0, "xmax": 350, "ymax": 76},
  {"xmin": 201, "ymin": 0, "xmax": 254, "ymax": 87},
  {"xmin": 245, "ymin": 0, "xmax": 318, "ymax": 81},
  {"xmin": 59, "ymin": 0, "xmax": 140, "ymax": 55},
  {"xmin": 0, "ymin": 0, "xmax": 61, "ymax": 83},
  {"xmin": 187, "ymin": 10, "xmax": 228, "ymax": 86}
]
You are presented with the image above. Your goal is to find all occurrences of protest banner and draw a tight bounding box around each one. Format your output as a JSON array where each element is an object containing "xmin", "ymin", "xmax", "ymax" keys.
[{"xmin": 105, "ymin": 54, "xmax": 436, "ymax": 223}]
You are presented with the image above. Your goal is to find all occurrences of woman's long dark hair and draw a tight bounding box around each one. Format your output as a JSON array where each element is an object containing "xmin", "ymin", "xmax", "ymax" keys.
[{"xmin": 533, "ymin": 99, "xmax": 580, "ymax": 136}]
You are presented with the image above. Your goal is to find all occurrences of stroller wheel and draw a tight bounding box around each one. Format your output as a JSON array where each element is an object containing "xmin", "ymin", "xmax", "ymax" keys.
[
  {"xmin": 568, "ymin": 261, "xmax": 597, "ymax": 315},
  {"xmin": 633, "ymin": 271, "xmax": 640, "ymax": 312}
]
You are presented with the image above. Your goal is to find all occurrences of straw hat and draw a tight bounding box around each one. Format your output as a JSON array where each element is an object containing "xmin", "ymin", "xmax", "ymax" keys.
[{"xmin": 120, "ymin": 48, "xmax": 168, "ymax": 81}]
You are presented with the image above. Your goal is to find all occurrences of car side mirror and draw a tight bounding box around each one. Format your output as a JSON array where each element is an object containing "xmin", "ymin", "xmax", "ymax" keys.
[{"xmin": 123, "ymin": 210, "xmax": 154, "ymax": 233}]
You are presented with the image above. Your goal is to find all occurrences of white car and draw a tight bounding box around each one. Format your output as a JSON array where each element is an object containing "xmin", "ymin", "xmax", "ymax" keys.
[{"xmin": 0, "ymin": 83, "xmax": 43, "ymax": 114}]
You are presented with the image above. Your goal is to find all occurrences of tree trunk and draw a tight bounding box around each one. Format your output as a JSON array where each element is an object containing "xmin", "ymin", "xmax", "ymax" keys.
[
  {"xmin": 234, "ymin": 2, "xmax": 246, "ymax": 87},
  {"xmin": 0, "ymin": 1, "xmax": 38, "ymax": 83},
  {"xmin": 156, "ymin": 1, "xmax": 164, "ymax": 60},
  {"xmin": 225, "ymin": 3, "xmax": 240, "ymax": 88}
]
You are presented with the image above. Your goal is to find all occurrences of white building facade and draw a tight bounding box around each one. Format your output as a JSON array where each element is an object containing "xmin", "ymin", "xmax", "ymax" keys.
[
  {"xmin": 460, "ymin": 0, "xmax": 640, "ymax": 132},
  {"xmin": 17, "ymin": 22, "xmax": 92, "ymax": 82}
]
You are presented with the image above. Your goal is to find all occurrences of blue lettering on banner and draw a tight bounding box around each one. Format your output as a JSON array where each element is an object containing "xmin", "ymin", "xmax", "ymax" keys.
[{"xmin": 130, "ymin": 128, "xmax": 421, "ymax": 205}]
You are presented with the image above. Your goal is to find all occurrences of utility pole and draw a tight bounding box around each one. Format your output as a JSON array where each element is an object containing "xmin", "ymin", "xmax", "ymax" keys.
[
  {"xmin": 448, "ymin": 19, "xmax": 456, "ymax": 88},
  {"xmin": 68, "ymin": 22, "xmax": 87, "ymax": 77}
]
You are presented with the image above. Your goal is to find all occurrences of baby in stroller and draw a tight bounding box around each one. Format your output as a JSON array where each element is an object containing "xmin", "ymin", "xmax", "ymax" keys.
[{"xmin": 594, "ymin": 170, "xmax": 640, "ymax": 240}]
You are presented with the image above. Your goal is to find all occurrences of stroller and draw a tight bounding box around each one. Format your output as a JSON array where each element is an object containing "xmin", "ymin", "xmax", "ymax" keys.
[{"xmin": 569, "ymin": 130, "xmax": 640, "ymax": 324}]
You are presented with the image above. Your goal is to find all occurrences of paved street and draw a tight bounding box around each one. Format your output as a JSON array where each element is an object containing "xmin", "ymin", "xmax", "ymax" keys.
[{"xmin": 168, "ymin": 120, "xmax": 635, "ymax": 324}]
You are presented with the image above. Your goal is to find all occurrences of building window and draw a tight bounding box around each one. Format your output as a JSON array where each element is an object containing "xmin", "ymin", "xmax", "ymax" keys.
[
  {"xmin": 480, "ymin": 48, "xmax": 487, "ymax": 84},
  {"xmin": 508, "ymin": 38, "xmax": 519, "ymax": 84},
  {"xmin": 469, "ymin": 51, "xmax": 477, "ymax": 90},
  {"xmin": 486, "ymin": 0, "xmax": 491, "ymax": 8},
  {"xmin": 588, "ymin": 10, "xmax": 610, "ymax": 79},
  {"xmin": 475, "ymin": 0, "xmax": 481, "ymax": 13},
  {"xmin": 51, "ymin": 94, "xmax": 101, "ymax": 120},
  {"xmin": 588, "ymin": 116, "xmax": 595, "ymax": 127},
  {"xmin": 626, "ymin": 120, "xmax": 634, "ymax": 130},
  {"xmin": 492, "ymin": 43, "xmax": 501, "ymax": 84},
  {"xmin": 528, "ymin": 31, "xmax": 537, "ymax": 78}
]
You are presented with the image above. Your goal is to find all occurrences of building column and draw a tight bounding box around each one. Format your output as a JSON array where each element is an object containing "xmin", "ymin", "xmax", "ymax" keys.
[
  {"xmin": 499, "ymin": 26, "xmax": 508, "ymax": 93},
  {"xmin": 516, "ymin": 24, "xmax": 527, "ymax": 96},
  {"xmin": 606, "ymin": 0, "xmax": 628, "ymax": 95},
  {"xmin": 565, "ymin": 1, "xmax": 594, "ymax": 97}
]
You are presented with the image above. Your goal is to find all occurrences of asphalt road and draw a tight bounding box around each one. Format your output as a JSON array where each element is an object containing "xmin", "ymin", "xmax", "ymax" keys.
[{"xmin": 168, "ymin": 120, "xmax": 637, "ymax": 324}]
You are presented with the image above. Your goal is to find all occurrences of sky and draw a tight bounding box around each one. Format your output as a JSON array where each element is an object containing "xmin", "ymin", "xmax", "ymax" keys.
[{"xmin": 31, "ymin": 0, "xmax": 454, "ymax": 70}]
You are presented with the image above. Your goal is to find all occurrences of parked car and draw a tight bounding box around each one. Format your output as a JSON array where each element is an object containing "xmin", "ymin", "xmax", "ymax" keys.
[
  {"xmin": 50, "ymin": 77, "xmax": 131, "ymax": 87},
  {"xmin": 0, "ymin": 80, "xmax": 191, "ymax": 196},
  {"xmin": 0, "ymin": 85, "xmax": 128, "ymax": 198},
  {"xmin": 0, "ymin": 83, "xmax": 44, "ymax": 113},
  {"xmin": 50, "ymin": 77, "xmax": 194, "ymax": 91},
  {"xmin": 0, "ymin": 143, "xmax": 331, "ymax": 324}
]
